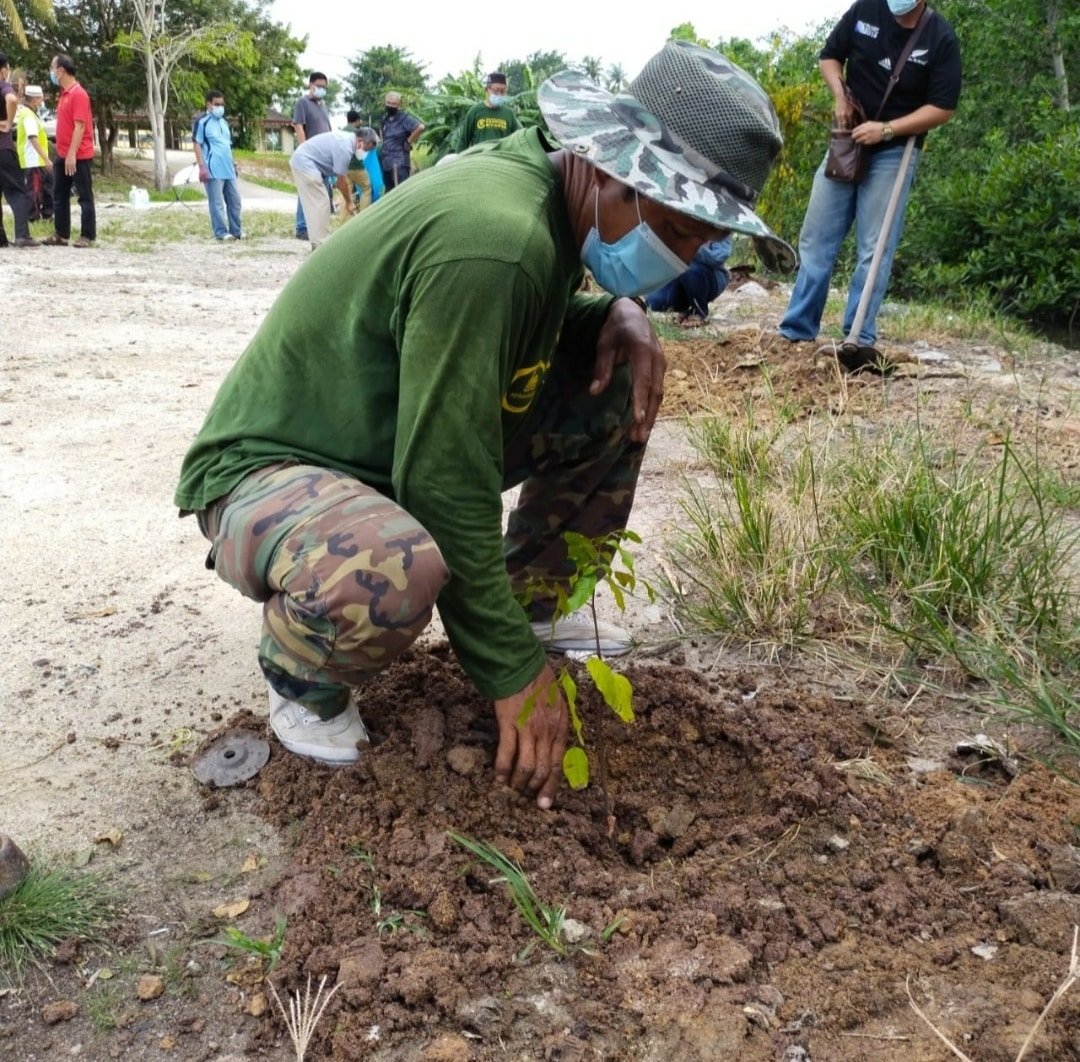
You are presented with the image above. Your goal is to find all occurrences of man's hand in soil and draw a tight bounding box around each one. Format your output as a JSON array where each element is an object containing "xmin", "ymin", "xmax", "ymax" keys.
[
  {"xmin": 591, "ymin": 297, "xmax": 665, "ymax": 444},
  {"xmin": 493, "ymin": 662, "xmax": 568, "ymax": 810}
]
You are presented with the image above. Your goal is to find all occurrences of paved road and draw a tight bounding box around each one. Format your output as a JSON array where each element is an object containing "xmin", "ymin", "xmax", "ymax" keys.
[{"xmin": 117, "ymin": 146, "xmax": 295, "ymax": 213}]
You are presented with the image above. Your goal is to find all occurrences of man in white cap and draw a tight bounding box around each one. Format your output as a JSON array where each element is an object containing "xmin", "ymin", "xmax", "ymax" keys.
[
  {"xmin": 16, "ymin": 83, "xmax": 51, "ymax": 221},
  {"xmin": 176, "ymin": 42, "xmax": 794, "ymax": 809}
]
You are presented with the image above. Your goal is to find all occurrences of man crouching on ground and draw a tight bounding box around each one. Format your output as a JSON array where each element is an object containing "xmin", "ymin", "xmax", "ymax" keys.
[{"xmin": 174, "ymin": 42, "xmax": 795, "ymax": 810}]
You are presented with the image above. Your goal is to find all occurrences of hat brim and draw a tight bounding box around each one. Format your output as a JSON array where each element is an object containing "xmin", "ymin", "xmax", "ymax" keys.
[{"xmin": 539, "ymin": 70, "xmax": 796, "ymax": 274}]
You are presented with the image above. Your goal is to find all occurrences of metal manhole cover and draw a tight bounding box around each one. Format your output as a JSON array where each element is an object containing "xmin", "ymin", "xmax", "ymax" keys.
[{"xmin": 191, "ymin": 730, "xmax": 270, "ymax": 787}]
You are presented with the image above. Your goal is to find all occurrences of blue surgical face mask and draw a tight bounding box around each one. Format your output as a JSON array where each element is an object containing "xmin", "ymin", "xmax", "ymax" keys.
[
  {"xmin": 581, "ymin": 188, "xmax": 688, "ymax": 298},
  {"xmin": 49, "ymin": 70, "xmax": 60, "ymax": 86},
  {"xmin": 886, "ymin": 0, "xmax": 919, "ymax": 14},
  {"xmin": 211, "ymin": 105, "xmax": 225, "ymax": 118},
  {"xmin": 313, "ymin": 86, "xmax": 326, "ymax": 99}
]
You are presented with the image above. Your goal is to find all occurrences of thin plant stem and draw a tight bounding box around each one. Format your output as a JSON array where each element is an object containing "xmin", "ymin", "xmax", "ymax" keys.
[{"xmin": 589, "ymin": 600, "xmax": 615, "ymax": 838}]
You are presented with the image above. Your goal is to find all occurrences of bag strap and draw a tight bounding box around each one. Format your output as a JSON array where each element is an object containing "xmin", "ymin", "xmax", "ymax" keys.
[{"xmin": 873, "ymin": 6, "xmax": 934, "ymax": 120}]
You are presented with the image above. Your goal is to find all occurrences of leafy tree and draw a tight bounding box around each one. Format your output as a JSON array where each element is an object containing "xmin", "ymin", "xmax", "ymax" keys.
[
  {"xmin": 579, "ymin": 55, "xmax": 602, "ymax": 83},
  {"xmin": 186, "ymin": 0, "xmax": 305, "ymax": 149},
  {"xmin": 0, "ymin": 0, "xmax": 52, "ymax": 48},
  {"xmin": 605, "ymin": 63, "xmax": 627, "ymax": 92},
  {"xmin": 669, "ymin": 21, "xmax": 709, "ymax": 47},
  {"xmin": 524, "ymin": 49, "xmax": 567, "ymax": 82},
  {"xmin": 117, "ymin": 0, "xmax": 255, "ymax": 189},
  {"xmin": 343, "ymin": 44, "xmax": 427, "ymax": 124}
]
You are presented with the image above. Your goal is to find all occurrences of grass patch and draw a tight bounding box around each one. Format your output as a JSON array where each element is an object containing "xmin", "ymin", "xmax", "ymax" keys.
[
  {"xmin": 667, "ymin": 402, "xmax": 1080, "ymax": 747},
  {"xmin": 245, "ymin": 176, "xmax": 295, "ymax": 194},
  {"xmin": 0, "ymin": 859, "xmax": 118, "ymax": 985},
  {"xmin": 94, "ymin": 208, "xmax": 294, "ymax": 249},
  {"xmin": 86, "ymin": 982, "xmax": 126, "ymax": 1032}
]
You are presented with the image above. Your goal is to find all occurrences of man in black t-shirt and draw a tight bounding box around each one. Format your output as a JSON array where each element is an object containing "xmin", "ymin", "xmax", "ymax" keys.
[{"xmin": 779, "ymin": 0, "xmax": 961, "ymax": 359}]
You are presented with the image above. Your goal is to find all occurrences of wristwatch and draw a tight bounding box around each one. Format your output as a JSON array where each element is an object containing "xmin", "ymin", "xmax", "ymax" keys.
[{"xmin": 881, "ymin": 124, "xmax": 895, "ymax": 142}]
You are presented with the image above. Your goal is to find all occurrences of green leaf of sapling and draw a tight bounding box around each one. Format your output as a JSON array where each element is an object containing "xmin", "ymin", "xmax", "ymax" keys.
[
  {"xmin": 585, "ymin": 656, "xmax": 635, "ymax": 723},
  {"xmin": 562, "ymin": 746, "xmax": 590, "ymax": 789}
]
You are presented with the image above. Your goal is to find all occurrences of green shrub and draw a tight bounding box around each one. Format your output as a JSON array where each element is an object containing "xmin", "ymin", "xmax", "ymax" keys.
[{"xmin": 901, "ymin": 128, "xmax": 1080, "ymax": 324}]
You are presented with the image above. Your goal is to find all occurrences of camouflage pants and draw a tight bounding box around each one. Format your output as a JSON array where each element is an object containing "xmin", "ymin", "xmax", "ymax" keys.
[{"xmin": 197, "ymin": 355, "xmax": 641, "ymax": 716}]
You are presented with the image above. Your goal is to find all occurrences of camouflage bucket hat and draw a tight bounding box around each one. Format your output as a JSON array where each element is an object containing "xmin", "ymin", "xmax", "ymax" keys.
[{"xmin": 539, "ymin": 41, "xmax": 796, "ymax": 273}]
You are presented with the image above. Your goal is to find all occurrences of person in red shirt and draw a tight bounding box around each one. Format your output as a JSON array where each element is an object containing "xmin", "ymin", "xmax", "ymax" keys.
[{"xmin": 42, "ymin": 53, "xmax": 96, "ymax": 248}]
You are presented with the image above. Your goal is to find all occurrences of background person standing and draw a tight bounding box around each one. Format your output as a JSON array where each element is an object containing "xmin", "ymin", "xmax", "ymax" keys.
[
  {"xmin": 379, "ymin": 91, "xmax": 424, "ymax": 190},
  {"xmin": 778, "ymin": 0, "xmax": 961, "ymax": 359},
  {"xmin": 42, "ymin": 53, "xmax": 96, "ymax": 248},
  {"xmin": 291, "ymin": 71, "xmax": 331, "ymax": 241},
  {"xmin": 456, "ymin": 72, "xmax": 521, "ymax": 151},
  {"xmin": 193, "ymin": 89, "xmax": 242, "ymax": 241},
  {"xmin": 0, "ymin": 55, "xmax": 38, "ymax": 247},
  {"xmin": 16, "ymin": 83, "xmax": 51, "ymax": 222}
]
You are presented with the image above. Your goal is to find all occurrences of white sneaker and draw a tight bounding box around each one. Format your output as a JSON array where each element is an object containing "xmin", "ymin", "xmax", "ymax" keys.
[
  {"xmin": 530, "ymin": 614, "xmax": 633, "ymax": 658},
  {"xmin": 267, "ymin": 682, "xmax": 369, "ymax": 765}
]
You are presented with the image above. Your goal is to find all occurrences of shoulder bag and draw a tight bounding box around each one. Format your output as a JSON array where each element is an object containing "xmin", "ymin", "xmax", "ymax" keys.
[{"xmin": 825, "ymin": 6, "xmax": 933, "ymax": 183}]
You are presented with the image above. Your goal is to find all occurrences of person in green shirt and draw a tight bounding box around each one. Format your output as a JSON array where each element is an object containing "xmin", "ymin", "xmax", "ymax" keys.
[
  {"xmin": 174, "ymin": 42, "xmax": 794, "ymax": 809},
  {"xmin": 456, "ymin": 71, "xmax": 521, "ymax": 151}
]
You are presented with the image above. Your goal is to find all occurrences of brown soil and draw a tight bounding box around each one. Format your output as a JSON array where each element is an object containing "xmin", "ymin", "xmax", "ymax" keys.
[{"xmin": 236, "ymin": 645, "xmax": 1080, "ymax": 1062}]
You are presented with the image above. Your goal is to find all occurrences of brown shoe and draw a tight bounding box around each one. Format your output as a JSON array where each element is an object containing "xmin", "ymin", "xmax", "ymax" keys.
[
  {"xmin": 42, "ymin": 234, "xmax": 68, "ymax": 246},
  {"xmin": 73, "ymin": 237, "xmax": 94, "ymax": 248}
]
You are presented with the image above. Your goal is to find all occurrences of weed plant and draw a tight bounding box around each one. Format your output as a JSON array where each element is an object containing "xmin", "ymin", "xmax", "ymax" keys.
[
  {"xmin": 448, "ymin": 833, "xmax": 568, "ymax": 958},
  {"xmin": 216, "ymin": 917, "xmax": 287, "ymax": 973},
  {"xmin": 0, "ymin": 860, "xmax": 117, "ymax": 984}
]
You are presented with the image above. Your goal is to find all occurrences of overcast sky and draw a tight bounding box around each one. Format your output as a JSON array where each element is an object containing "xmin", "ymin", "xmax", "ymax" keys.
[{"xmin": 267, "ymin": 2, "xmax": 850, "ymax": 87}]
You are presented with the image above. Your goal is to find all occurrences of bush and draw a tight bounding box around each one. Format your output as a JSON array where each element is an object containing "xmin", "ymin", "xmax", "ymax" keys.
[{"xmin": 900, "ymin": 127, "xmax": 1080, "ymax": 325}]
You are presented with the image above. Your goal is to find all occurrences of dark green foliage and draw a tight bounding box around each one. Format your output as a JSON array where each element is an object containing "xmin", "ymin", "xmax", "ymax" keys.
[
  {"xmin": 342, "ymin": 44, "xmax": 427, "ymax": 124},
  {"xmin": 900, "ymin": 128, "xmax": 1080, "ymax": 322}
]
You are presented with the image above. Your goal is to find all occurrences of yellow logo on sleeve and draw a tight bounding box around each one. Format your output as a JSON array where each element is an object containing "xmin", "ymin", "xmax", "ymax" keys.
[{"xmin": 502, "ymin": 359, "xmax": 550, "ymax": 414}]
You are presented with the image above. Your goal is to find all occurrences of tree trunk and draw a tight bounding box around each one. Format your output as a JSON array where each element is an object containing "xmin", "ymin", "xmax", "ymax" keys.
[
  {"xmin": 144, "ymin": 49, "xmax": 169, "ymax": 190},
  {"xmin": 1046, "ymin": 3, "xmax": 1070, "ymax": 111}
]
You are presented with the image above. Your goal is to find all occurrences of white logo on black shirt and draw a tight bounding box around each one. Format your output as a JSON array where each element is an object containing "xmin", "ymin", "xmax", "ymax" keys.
[
  {"xmin": 909, "ymin": 48, "xmax": 930, "ymax": 66},
  {"xmin": 879, "ymin": 58, "xmax": 892, "ymax": 71},
  {"xmin": 855, "ymin": 19, "xmax": 880, "ymax": 38}
]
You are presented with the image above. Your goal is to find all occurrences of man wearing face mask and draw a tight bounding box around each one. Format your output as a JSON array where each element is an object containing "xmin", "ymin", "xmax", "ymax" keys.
[
  {"xmin": 292, "ymin": 72, "xmax": 332, "ymax": 240},
  {"xmin": 174, "ymin": 43, "xmax": 794, "ymax": 809},
  {"xmin": 456, "ymin": 72, "xmax": 521, "ymax": 152},
  {"xmin": 778, "ymin": 0, "xmax": 961, "ymax": 367},
  {"xmin": 288, "ymin": 128, "xmax": 359, "ymax": 249},
  {"xmin": 193, "ymin": 90, "xmax": 242, "ymax": 241},
  {"xmin": 379, "ymin": 91, "xmax": 425, "ymax": 190}
]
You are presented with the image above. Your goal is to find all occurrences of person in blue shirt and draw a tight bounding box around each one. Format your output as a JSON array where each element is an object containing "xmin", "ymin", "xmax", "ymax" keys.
[
  {"xmin": 193, "ymin": 89, "xmax": 242, "ymax": 242},
  {"xmin": 645, "ymin": 237, "xmax": 732, "ymax": 326},
  {"xmin": 354, "ymin": 127, "xmax": 384, "ymax": 209}
]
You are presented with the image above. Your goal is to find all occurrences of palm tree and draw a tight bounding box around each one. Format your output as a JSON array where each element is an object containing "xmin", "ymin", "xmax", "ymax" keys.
[
  {"xmin": 605, "ymin": 63, "xmax": 627, "ymax": 93},
  {"xmin": 0, "ymin": 0, "xmax": 52, "ymax": 48},
  {"xmin": 580, "ymin": 55, "xmax": 603, "ymax": 84}
]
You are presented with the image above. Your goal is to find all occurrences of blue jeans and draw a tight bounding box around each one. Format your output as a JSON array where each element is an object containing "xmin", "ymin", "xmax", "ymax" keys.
[
  {"xmin": 780, "ymin": 144, "xmax": 920, "ymax": 347},
  {"xmin": 206, "ymin": 177, "xmax": 242, "ymax": 239}
]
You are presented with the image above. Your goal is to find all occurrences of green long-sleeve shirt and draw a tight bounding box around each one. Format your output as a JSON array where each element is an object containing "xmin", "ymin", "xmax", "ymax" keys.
[{"xmin": 174, "ymin": 128, "xmax": 613, "ymax": 699}]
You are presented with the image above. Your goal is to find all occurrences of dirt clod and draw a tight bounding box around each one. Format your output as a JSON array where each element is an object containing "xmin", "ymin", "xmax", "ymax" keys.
[
  {"xmin": 42, "ymin": 1000, "xmax": 78, "ymax": 1024},
  {"xmin": 136, "ymin": 974, "xmax": 166, "ymax": 1001}
]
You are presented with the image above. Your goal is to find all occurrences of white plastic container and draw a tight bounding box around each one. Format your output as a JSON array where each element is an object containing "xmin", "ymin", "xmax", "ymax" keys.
[{"xmin": 128, "ymin": 186, "xmax": 150, "ymax": 209}]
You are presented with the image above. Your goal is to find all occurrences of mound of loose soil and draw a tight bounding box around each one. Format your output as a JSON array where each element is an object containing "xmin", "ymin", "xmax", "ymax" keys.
[{"xmin": 246, "ymin": 645, "xmax": 1080, "ymax": 1061}]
